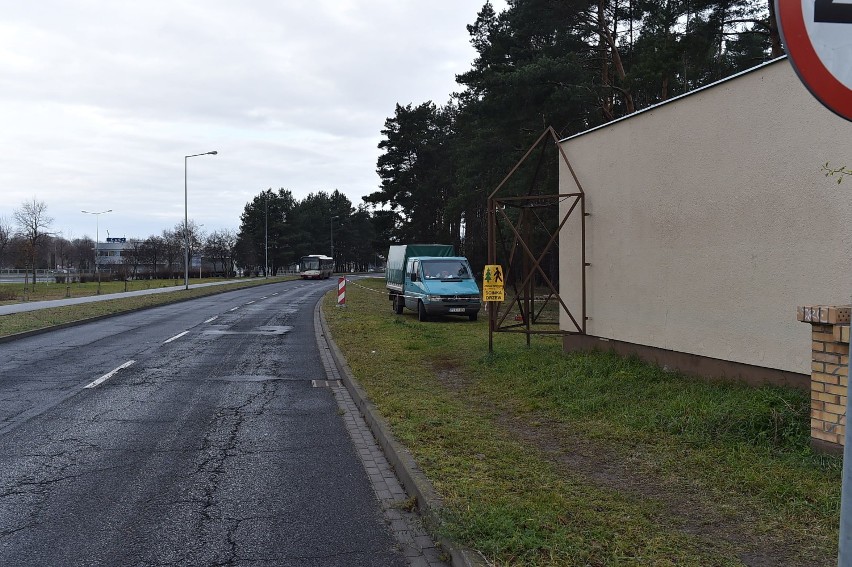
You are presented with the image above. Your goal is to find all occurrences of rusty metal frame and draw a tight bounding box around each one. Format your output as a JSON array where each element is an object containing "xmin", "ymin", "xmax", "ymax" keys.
[{"xmin": 487, "ymin": 127, "xmax": 586, "ymax": 351}]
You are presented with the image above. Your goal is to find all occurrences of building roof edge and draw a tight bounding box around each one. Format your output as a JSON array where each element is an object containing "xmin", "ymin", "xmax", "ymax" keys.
[{"xmin": 559, "ymin": 55, "xmax": 789, "ymax": 144}]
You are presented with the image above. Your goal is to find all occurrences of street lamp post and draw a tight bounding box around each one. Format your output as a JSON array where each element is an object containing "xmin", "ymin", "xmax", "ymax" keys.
[
  {"xmin": 265, "ymin": 194, "xmax": 268, "ymax": 278},
  {"xmin": 184, "ymin": 151, "xmax": 217, "ymax": 290},
  {"xmin": 330, "ymin": 215, "xmax": 339, "ymax": 272},
  {"xmin": 81, "ymin": 209, "xmax": 112, "ymax": 294}
]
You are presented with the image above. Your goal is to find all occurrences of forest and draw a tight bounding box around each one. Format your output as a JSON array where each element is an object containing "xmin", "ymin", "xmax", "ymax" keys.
[
  {"xmin": 360, "ymin": 0, "xmax": 781, "ymax": 272},
  {"xmin": 241, "ymin": 0, "xmax": 781, "ymax": 275}
]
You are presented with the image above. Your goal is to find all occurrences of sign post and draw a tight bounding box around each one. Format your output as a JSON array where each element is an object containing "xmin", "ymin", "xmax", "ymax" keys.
[
  {"xmin": 776, "ymin": 2, "xmax": 852, "ymax": 563},
  {"xmin": 483, "ymin": 265, "xmax": 504, "ymax": 353}
]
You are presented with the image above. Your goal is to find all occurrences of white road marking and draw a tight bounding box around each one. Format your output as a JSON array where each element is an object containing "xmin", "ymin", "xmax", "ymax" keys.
[
  {"xmin": 272, "ymin": 293, "xmax": 279, "ymax": 296},
  {"xmin": 163, "ymin": 331, "xmax": 189, "ymax": 344},
  {"xmin": 260, "ymin": 296, "xmax": 268, "ymax": 300},
  {"xmin": 85, "ymin": 360, "xmax": 135, "ymax": 389},
  {"xmin": 246, "ymin": 301, "xmax": 256, "ymax": 305},
  {"xmin": 229, "ymin": 307, "xmax": 239, "ymax": 312},
  {"xmin": 204, "ymin": 316, "xmax": 218, "ymax": 324}
]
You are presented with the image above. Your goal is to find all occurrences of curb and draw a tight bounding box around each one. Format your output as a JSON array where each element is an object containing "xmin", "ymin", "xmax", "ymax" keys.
[{"xmin": 318, "ymin": 302, "xmax": 487, "ymax": 567}]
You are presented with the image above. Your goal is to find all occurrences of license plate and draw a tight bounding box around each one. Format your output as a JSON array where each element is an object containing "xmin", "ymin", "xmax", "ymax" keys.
[{"xmin": 449, "ymin": 307, "xmax": 465, "ymax": 313}]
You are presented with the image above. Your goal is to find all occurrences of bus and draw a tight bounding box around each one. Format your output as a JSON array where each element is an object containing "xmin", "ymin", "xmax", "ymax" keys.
[{"xmin": 299, "ymin": 255, "xmax": 334, "ymax": 279}]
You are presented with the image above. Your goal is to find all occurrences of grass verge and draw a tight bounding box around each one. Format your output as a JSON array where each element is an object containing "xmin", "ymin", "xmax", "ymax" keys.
[
  {"xmin": 323, "ymin": 277, "xmax": 841, "ymax": 566},
  {"xmin": 0, "ymin": 277, "xmax": 293, "ymax": 338},
  {"xmin": 0, "ymin": 277, "xmax": 252, "ymax": 304}
]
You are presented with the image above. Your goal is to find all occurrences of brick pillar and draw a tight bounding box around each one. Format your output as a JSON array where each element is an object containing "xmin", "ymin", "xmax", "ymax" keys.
[{"xmin": 798, "ymin": 305, "xmax": 850, "ymax": 454}]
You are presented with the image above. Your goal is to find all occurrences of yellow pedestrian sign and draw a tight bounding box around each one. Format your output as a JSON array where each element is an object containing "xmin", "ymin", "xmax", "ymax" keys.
[{"xmin": 482, "ymin": 264, "xmax": 504, "ymax": 302}]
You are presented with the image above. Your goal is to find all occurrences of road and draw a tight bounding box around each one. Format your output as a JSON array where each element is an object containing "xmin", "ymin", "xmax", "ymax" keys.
[{"xmin": 0, "ymin": 280, "xmax": 412, "ymax": 566}]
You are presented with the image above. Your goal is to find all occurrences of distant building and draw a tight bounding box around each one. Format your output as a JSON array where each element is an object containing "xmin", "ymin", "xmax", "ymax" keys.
[
  {"xmin": 94, "ymin": 237, "xmax": 213, "ymax": 276},
  {"xmin": 96, "ymin": 237, "xmax": 129, "ymax": 268}
]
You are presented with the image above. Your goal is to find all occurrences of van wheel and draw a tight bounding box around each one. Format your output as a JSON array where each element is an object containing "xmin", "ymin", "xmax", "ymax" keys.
[
  {"xmin": 393, "ymin": 295, "xmax": 404, "ymax": 314},
  {"xmin": 469, "ymin": 312, "xmax": 478, "ymax": 322},
  {"xmin": 418, "ymin": 301, "xmax": 429, "ymax": 322}
]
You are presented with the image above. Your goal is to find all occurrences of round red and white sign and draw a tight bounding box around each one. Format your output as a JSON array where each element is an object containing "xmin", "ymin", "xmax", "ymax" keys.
[{"xmin": 776, "ymin": 0, "xmax": 852, "ymax": 121}]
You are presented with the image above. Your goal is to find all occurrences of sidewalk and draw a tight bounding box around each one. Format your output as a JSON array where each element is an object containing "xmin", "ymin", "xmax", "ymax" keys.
[{"xmin": 0, "ymin": 279, "xmax": 249, "ymax": 316}]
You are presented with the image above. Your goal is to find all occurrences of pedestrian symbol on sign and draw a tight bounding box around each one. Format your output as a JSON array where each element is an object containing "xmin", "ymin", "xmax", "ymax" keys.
[{"xmin": 482, "ymin": 265, "xmax": 505, "ymax": 302}]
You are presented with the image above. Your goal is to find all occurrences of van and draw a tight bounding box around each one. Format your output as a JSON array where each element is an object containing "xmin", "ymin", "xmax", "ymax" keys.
[{"xmin": 386, "ymin": 244, "xmax": 481, "ymax": 321}]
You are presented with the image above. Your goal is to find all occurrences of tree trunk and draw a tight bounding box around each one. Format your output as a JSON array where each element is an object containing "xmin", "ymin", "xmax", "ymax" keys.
[
  {"xmin": 599, "ymin": 0, "xmax": 614, "ymax": 120},
  {"xmin": 767, "ymin": 0, "xmax": 783, "ymax": 57},
  {"xmin": 30, "ymin": 244, "xmax": 37, "ymax": 292},
  {"xmin": 602, "ymin": 22, "xmax": 636, "ymax": 114}
]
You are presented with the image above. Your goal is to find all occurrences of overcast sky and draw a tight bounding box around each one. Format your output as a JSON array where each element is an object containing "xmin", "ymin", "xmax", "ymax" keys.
[{"xmin": 0, "ymin": 1, "xmax": 505, "ymax": 242}]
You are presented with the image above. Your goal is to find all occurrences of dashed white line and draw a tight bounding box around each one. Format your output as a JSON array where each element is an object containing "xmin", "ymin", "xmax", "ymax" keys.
[
  {"xmin": 246, "ymin": 301, "xmax": 256, "ymax": 305},
  {"xmin": 85, "ymin": 360, "xmax": 135, "ymax": 389},
  {"xmin": 229, "ymin": 307, "xmax": 239, "ymax": 312},
  {"xmin": 204, "ymin": 316, "xmax": 218, "ymax": 324},
  {"xmin": 272, "ymin": 293, "xmax": 279, "ymax": 296},
  {"xmin": 260, "ymin": 296, "xmax": 268, "ymax": 300},
  {"xmin": 163, "ymin": 330, "xmax": 189, "ymax": 344}
]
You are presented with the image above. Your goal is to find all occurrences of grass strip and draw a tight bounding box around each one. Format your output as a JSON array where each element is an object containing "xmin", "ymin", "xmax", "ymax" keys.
[
  {"xmin": 323, "ymin": 277, "xmax": 841, "ymax": 566},
  {"xmin": 0, "ymin": 277, "xmax": 292, "ymax": 338},
  {"xmin": 0, "ymin": 277, "xmax": 246, "ymax": 303}
]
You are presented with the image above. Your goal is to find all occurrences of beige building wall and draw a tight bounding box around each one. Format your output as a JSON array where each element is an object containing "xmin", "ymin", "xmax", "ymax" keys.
[{"xmin": 559, "ymin": 58, "xmax": 852, "ymax": 376}]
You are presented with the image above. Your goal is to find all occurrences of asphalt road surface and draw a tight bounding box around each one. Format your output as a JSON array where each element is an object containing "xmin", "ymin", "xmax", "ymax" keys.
[{"xmin": 0, "ymin": 280, "xmax": 408, "ymax": 566}]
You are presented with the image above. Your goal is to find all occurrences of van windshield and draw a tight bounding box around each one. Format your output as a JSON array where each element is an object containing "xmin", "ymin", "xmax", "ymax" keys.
[{"xmin": 421, "ymin": 260, "xmax": 472, "ymax": 280}]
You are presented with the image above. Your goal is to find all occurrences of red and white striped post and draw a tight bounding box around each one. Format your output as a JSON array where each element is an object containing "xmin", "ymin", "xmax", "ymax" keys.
[{"xmin": 337, "ymin": 276, "xmax": 346, "ymax": 307}]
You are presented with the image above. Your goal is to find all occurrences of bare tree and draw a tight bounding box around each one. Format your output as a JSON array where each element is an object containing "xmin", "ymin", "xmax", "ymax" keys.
[
  {"xmin": 73, "ymin": 237, "xmax": 95, "ymax": 272},
  {"xmin": 162, "ymin": 229, "xmax": 182, "ymax": 278},
  {"xmin": 205, "ymin": 228, "xmax": 237, "ymax": 276},
  {"xmin": 53, "ymin": 236, "xmax": 73, "ymax": 271},
  {"xmin": 13, "ymin": 198, "xmax": 54, "ymax": 289},
  {"xmin": 172, "ymin": 220, "xmax": 205, "ymax": 279},
  {"xmin": 122, "ymin": 238, "xmax": 144, "ymax": 280},
  {"xmin": 0, "ymin": 216, "xmax": 11, "ymax": 269},
  {"xmin": 141, "ymin": 235, "xmax": 166, "ymax": 277},
  {"xmin": 9, "ymin": 235, "xmax": 27, "ymax": 268}
]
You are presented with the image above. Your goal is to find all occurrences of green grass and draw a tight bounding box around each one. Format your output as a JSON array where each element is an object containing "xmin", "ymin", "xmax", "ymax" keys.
[
  {"xmin": 323, "ymin": 277, "xmax": 841, "ymax": 566},
  {"xmin": 0, "ymin": 276, "xmax": 247, "ymax": 303},
  {"xmin": 0, "ymin": 276, "xmax": 294, "ymax": 338}
]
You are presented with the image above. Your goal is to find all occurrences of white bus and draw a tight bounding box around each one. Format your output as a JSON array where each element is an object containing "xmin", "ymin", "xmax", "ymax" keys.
[{"xmin": 299, "ymin": 255, "xmax": 334, "ymax": 279}]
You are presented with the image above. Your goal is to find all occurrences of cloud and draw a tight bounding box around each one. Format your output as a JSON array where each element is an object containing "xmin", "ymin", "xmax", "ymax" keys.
[{"xmin": 0, "ymin": 1, "xmax": 504, "ymax": 241}]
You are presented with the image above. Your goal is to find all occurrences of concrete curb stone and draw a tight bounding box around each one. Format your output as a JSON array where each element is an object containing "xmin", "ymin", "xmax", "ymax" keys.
[{"xmin": 318, "ymin": 302, "xmax": 488, "ymax": 567}]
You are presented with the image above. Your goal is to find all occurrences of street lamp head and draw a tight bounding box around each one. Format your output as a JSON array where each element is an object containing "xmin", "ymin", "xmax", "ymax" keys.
[
  {"xmin": 186, "ymin": 151, "xmax": 218, "ymax": 159},
  {"xmin": 184, "ymin": 150, "xmax": 216, "ymax": 290}
]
